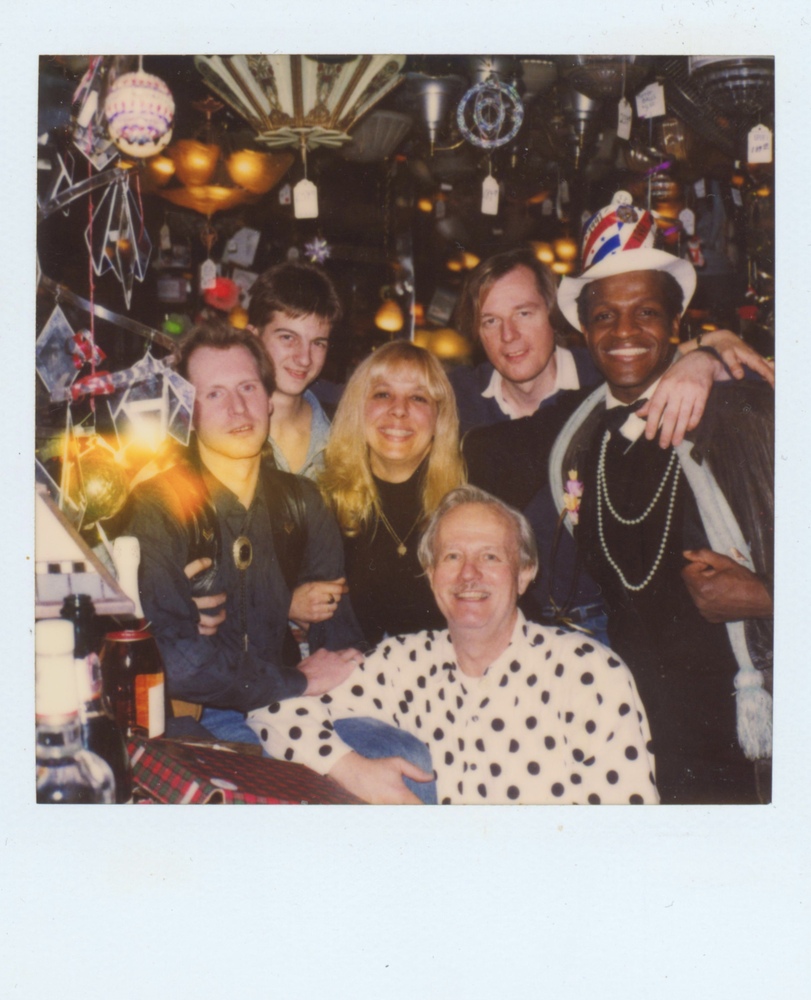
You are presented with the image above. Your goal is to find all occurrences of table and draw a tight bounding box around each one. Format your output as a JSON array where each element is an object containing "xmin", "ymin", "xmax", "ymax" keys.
[{"xmin": 128, "ymin": 734, "xmax": 362, "ymax": 805}]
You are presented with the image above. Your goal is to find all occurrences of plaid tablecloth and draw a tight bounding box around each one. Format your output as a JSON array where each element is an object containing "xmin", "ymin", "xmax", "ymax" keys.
[{"xmin": 128, "ymin": 736, "xmax": 362, "ymax": 804}]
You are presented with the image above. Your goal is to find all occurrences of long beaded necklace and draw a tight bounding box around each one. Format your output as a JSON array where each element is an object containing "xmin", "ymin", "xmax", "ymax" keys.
[
  {"xmin": 376, "ymin": 507, "xmax": 422, "ymax": 557},
  {"xmin": 596, "ymin": 430, "xmax": 681, "ymax": 592}
]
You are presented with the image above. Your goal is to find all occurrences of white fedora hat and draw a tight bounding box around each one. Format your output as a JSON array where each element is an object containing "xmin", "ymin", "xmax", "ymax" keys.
[{"xmin": 557, "ymin": 191, "xmax": 697, "ymax": 331}]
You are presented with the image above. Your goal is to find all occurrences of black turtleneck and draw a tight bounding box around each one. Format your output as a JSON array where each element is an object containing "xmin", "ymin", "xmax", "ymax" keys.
[{"xmin": 344, "ymin": 461, "xmax": 444, "ymax": 646}]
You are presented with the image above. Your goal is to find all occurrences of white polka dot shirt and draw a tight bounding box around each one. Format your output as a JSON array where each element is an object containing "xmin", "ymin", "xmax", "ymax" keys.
[{"xmin": 248, "ymin": 613, "xmax": 659, "ymax": 804}]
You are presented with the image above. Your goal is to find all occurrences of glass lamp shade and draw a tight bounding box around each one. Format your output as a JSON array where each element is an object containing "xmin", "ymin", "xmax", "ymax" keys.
[
  {"xmin": 145, "ymin": 154, "xmax": 176, "ymax": 187},
  {"xmin": 171, "ymin": 140, "xmax": 221, "ymax": 186},
  {"xmin": 158, "ymin": 184, "xmax": 255, "ymax": 216},
  {"xmin": 375, "ymin": 299, "xmax": 405, "ymax": 333},
  {"xmin": 195, "ymin": 54, "xmax": 406, "ymax": 150},
  {"xmin": 225, "ymin": 149, "xmax": 294, "ymax": 194},
  {"xmin": 104, "ymin": 69, "xmax": 175, "ymax": 159},
  {"xmin": 553, "ymin": 238, "xmax": 578, "ymax": 262}
]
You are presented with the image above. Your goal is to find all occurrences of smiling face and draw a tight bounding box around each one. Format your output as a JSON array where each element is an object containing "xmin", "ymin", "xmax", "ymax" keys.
[
  {"xmin": 478, "ymin": 265, "xmax": 556, "ymax": 387},
  {"xmin": 188, "ymin": 344, "xmax": 272, "ymax": 465},
  {"xmin": 253, "ymin": 311, "xmax": 331, "ymax": 398},
  {"xmin": 363, "ymin": 364, "xmax": 438, "ymax": 482},
  {"xmin": 427, "ymin": 503, "xmax": 534, "ymax": 639},
  {"xmin": 580, "ymin": 270, "xmax": 681, "ymax": 403}
]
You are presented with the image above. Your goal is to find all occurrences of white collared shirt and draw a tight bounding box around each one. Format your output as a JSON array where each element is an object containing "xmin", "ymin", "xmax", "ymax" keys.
[{"xmin": 481, "ymin": 345, "xmax": 580, "ymax": 419}]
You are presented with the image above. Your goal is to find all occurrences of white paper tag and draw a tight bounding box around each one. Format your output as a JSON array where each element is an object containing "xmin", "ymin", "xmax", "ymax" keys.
[
  {"xmin": 635, "ymin": 82, "xmax": 666, "ymax": 119},
  {"xmin": 200, "ymin": 258, "xmax": 217, "ymax": 291},
  {"xmin": 278, "ymin": 183, "xmax": 292, "ymax": 205},
  {"xmin": 617, "ymin": 97, "xmax": 633, "ymax": 140},
  {"xmin": 747, "ymin": 124, "xmax": 773, "ymax": 164},
  {"xmin": 481, "ymin": 175, "xmax": 499, "ymax": 215},
  {"xmin": 159, "ymin": 223, "xmax": 172, "ymax": 251},
  {"xmin": 77, "ymin": 90, "xmax": 98, "ymax": 128},
  {"xmin": 731, "ymin": 187, "xmax": 743, "ymax": 207},
  {"xmin": 679, "ymin": 207, "xmax": 696, "ymax": 236},
  {"xmin": 559, "ymin": 179, "xmax": 570, "ymax": 203},
  {"xmin": 293, "ymin": 179, "xmax": 319, "ymax": 219},
  {"xmin": 694, "ymin": 178, "xmax": 706, "ymax": 199},
  {"xmin": 542, "ymin": 198, "xmax": 554, "ymax": 216}
]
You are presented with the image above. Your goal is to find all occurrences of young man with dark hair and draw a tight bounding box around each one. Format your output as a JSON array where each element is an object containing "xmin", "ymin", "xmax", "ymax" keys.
[{"xmin": 247, "ymin": 260, "xmax": 342, "ymax": 481}]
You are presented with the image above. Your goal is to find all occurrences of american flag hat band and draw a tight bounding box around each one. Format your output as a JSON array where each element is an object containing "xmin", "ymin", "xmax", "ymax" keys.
[{"xmin": 556, "ymin": 191, "xmax": 697, "ymax": 331}]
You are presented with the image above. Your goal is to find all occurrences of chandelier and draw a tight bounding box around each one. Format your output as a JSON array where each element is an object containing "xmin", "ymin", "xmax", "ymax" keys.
[{"xmin": 194, "ymin": 54, "xmax": 407, "ymax": 150}]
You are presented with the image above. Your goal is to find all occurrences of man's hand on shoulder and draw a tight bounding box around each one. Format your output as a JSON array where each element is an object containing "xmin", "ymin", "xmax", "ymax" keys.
[
  {"xmin": 299, "ymin": 647, "xmax": 364, "ymax": 696},
  {"xmin": 640, "ymin": 351, "xmax": 716, "ymax": 449},
  {"xmin": 683, "ymin": 329, "xmax": 775, "ymax": 388},
  {"xmin": 681, "ymin": 548, "xmax": 773, "ymax": 623},
  {"xmin": 328, "ymin": 751, "xmax": 432, "ymax": 804}
]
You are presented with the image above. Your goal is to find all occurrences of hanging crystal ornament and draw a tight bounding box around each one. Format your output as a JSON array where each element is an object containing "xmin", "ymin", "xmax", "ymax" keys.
[
  {"xmin": 456, "ymin": 78, "xmax": 524, "ymax": 150},
  {"xmin": 71, "ymin": 57, "xmax": 119, "ymax": 171},
  {"xmin": 104, "ymin": 56, "xmax": 175, "ymax": 158},
  {"xmin": 304, "ymin": 236, "xmax": 331, "ymax": 263},
  {"xmin": 35, "ymin": 305, "xmax": 82, "ymax": 398},
  {"xmin": 83, "ymin": 171, "xmax": 151, "ymax": 308},
  {"xmin": 37, "ymin": 146, "xmax": 76, "ymax": 216}
]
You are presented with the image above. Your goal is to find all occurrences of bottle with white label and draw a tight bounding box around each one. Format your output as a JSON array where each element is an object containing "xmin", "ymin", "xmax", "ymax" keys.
[
  {"xmin": 36, "ymin": 619, "xmax": 115, "ymax": 804},
  {"xmin": 61, "ymin": 593, "xmax": 133, "ymax": 802},
  {"xmin": 103, "ymin": 536, "xmax": 166, "ymax": 739}
]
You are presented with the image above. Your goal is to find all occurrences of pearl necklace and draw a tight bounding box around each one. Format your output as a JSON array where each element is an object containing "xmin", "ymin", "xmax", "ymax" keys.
[{"xmin": 596, "ymin": 430, "xmax": 681, "ymax": 592}]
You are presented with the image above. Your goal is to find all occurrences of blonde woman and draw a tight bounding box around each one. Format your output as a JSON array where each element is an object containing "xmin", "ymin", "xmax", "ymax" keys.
[{"xmin": 320, "ymin": 340, "xmax": 465, "ymax": 645}]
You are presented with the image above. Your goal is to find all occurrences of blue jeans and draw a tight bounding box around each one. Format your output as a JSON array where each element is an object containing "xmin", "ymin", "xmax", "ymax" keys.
[
  {"xmin": 334, "ymin": 717, "xmax": 437, "ymax": 805},
  {"xmin": 200, "ymin": 707, "xmax": 263, "ymax": 746},
  {"xmin": 200, "ymin": 709, "xmax": 437, "ymax": 804}
]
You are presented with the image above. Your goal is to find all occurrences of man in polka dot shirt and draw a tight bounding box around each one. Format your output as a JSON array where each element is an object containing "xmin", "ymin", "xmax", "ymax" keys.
[{"xmin": 248, "ymin": 486, "xmax": 659, "ymax": 804}]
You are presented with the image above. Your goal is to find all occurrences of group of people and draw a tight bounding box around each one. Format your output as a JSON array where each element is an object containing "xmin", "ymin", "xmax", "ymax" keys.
[{"xmin": 123, "ymin": 190, "xmax": 775, "ymax": 805}]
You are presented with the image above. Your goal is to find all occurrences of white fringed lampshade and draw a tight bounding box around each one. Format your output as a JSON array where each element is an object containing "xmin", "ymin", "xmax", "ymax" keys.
[{"xmin": 105, "ymin": 68, "xmax": 175, "ymax": 159}]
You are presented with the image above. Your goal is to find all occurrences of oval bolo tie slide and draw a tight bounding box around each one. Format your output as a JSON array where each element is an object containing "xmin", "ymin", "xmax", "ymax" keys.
[{"xmin": 232, "ymin": 535, "xmax": 253, "ymax": 570}]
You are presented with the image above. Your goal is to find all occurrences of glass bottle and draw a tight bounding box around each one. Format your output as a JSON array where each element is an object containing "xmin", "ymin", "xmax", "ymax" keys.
[
  {"xmin": 60, "ymin": 594, "xmax": 133, "ymax": 803},
  {"xmin": 104, "ymin": 535, "xmax": 167, "ymax": 739},
  {"xmin": 101, "ymin": 628, "xmax": 166, "ymax": 739},
  {"xmin": 36, "ymin": 619, "xmax": 114, "ymax": 804}
]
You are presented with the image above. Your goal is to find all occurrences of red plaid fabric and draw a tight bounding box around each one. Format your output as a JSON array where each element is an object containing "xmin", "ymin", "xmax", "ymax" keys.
[{"xmin": 128, "ymin": 736, "xmax": 362, "ymax": 804}]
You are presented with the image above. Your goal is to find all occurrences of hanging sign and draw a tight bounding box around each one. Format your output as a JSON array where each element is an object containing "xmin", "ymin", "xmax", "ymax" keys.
[
  {"xmin": 731, "ymin": 187, "xmax": 743, "ymax": 207},
  {"xmin": 679, "ymin": 207, "xmax": 696, "ymax": 236},
  {"xmin": 481, "ymin": 175, "xmax": 499, "ymax": 215},
  {"xmin": 694, "ymin": 178, "xmax": 706, "ymax": 199},
  {"xmin": 747, "ymin": 124, "xmax": 773, "ymax": 164},
  {"xmin": 617, "ymin": 98, "xmax": 633, "ymax": 140},
  {"xmin": 293, "ymin": 179, "xmax": 318, "ymax": 219},
  {"xmin": 635, "ymin": 82, "xmax": 666, "ymax": 119},
  {"xmin": 541, "ymin": 198, "xmax": 554, "ymax": 216}
]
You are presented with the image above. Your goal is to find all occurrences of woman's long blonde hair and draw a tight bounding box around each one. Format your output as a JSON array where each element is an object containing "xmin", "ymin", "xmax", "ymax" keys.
[{"xmin": 320, "ymin": 340, "xmax": 466, "ymax": 536}]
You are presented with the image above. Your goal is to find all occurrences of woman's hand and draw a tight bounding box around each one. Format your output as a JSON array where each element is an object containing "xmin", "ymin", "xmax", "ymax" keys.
[{"xmin": 289, "ymin": 577, "xmax": 349, "ymax": 626}]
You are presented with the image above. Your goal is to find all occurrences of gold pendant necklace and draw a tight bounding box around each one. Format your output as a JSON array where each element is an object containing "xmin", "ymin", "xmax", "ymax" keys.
[{"xmin": 377, "ymin": 509, "xmax": 421, "ymax": 557}]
